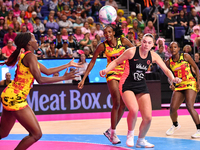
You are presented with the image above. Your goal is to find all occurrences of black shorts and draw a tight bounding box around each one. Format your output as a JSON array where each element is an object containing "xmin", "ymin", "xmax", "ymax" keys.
[{"xmin": 122, "ymin": 81, "xmax": 149, "ymax": 95}]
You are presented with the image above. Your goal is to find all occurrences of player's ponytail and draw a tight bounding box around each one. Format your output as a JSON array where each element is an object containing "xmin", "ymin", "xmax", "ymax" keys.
[{"xmin": 0, "ymin": 32, "xmax": 32, "ymax": 67}]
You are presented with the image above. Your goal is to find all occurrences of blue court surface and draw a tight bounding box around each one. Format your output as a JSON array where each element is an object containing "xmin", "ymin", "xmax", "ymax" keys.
[{"xmin": 2, "ymin": 134, "xmax": 200, "ymax": 150}]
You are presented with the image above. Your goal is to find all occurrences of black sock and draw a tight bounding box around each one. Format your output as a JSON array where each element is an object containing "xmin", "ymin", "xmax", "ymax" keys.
[
  {"xmin": 196, "ymin": 124, "xmax": 200, "ymax": 130},
  {"xmin": 173, "ymin": 121, "xmax": 178, "ymax": 127}
]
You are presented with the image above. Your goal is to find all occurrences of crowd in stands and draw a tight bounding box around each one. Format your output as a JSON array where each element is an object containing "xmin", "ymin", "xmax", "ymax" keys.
[{"xmin": 0, "ymin": 0, "xmax": 200, "ymax": 75}]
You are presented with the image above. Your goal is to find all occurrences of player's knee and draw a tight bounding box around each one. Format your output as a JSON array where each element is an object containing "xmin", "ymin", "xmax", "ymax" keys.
[
  {"xmin": 112, "ymin": 101, "xmax": 120, "ymax": 110},
  {"xmin": 129, "ymin": 108, "xmax": 138, "ymax": 116},
  {"xmin": 186, "ymin": 103, "xmax": 194, "ymax": 112},
  {"xmin": 143, "ymin": 116, "xmax": 152, "ymax": 124},
  {"xmin": 32, "ymin": 131, "xmax": 42, "ymax": 141}
]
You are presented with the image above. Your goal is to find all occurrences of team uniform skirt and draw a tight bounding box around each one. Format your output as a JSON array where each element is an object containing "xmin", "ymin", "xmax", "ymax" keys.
[{"xmin": 1, "ymin": 86, "xmax": 29, "ymax": 111}]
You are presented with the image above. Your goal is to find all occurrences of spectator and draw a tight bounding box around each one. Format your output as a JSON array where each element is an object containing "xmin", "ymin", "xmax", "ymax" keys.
[
  {"xmin": 83, "ymin": 0, "xmax": 92, "ymax": 16},
  {"xmin": 45, "ymin": 28, "xmax": 56, "ymax": 41},
  {"xmin": 0, "ymin": 24, "xmax": 8, "ymax": 39},
  {"xmin": 43, "ymin": 10, "xmax": 56, "ymax": 25},
  {"xmin": 3, "ymin": 27, "xmax": 17, "ymax": 45},
  {"xmin": 74, "ymin": 27, "xmax": 84, "ymax": 42},
  {"xmin": 21, "ymin": 16, "xmax": 34, "ymax": 33},
  {"xmin": 35, "ymin": 43, "xmax": 45, "ymax": 59},
  {"xmin": 95, "ymin": 34, "xmax": 101, "ymax": 44},
  {"xmin": 13, "ymin": 21, "xmax": 21, "ymax": 33},
  {"xmin": 164, "ymin": 11, "xmax": 178, "ymax": 38},
  {"xmin": 19, "ymin": 0, "xmax": 29, "ymax": 11},
  {"xmin": 2, "ymin": 39, "xmax": 16, "ymax": 58},
  {"xmin": 127, "ymin": 31, "xmax": 135, "ymax": 45},
  {"xmin": 191, "ymin": 25, "xmax": 200, "ymax": 45},
  {"xmin": 143, "ymin": 21, "xmax": 156, "ymax": 39},
  {"xmin": 18, "ymin": 10, "xmax": 25, "ymax": 24},
  {"xmin": 105, "ymin": 0, "xmax": 118, "ymax": 10},
  {"xmin": 163, "ymin": 1, "xmax": 171, "ymax": 14},
  {"xmin": 52, "ymin": 72, "xmax": 64, "ymax": 84},
  {"xmin": 69, "ymin": 0, "xmax": 76, "ymax": 11},
  {"xmin": 0, "ymin": 5, "xmax": 8, "ymax": 18},
  {"xmin": 137, "ymin": 13, "xmax": 145, "ymax": 32},
  {"xmin": 156, "ymin": 45, "xmax": 165, "ymax": 61},
  {"xmin": 58, "ymin": 14, "xmax": 73, "ymax": 30},
  {"xmin": 83, "ymin": 46, "xmax": 92, "ymax": 58},
  {"xmin": 25, "ymin": 5, "xmax": 33, "ymax": 19},
  {"xmin": 81, "ymin": 21, "xmax": 90, "ymax": 34},
  {"xmin": 6, "ymin": 10, "xmax": 14, "ymax": 26},
  {"xmin": 121, "ymin": 21, "xmax": 128, "ymax": 36},
  {"xmin": 63, "ymin": 0, "xmax": 69, "ymax": 5},
  {"xmin": 158, "ymin": 0, "xmax": 164, "ymax": 8},
  {"xmin": 73, "ymin": 18, "xmax": 83, "ymax": 29},
  {"xmin": 46, "ymin": 41, "xmax": 58, "ymax": 58},
  {"xmin": 49, "ymin": 0, "xmax": 58, "ymax": 11},
  {"xmin": 13, "ymin": 4, "xmax": 21, "ymax": 17},
  {"xmin": 91, "ymin": 0, "xmax": 102, "ymax": 21},
  {"xmin": 128, "ymin": 12, "xmax": 136, "ymax": 25},
  {"xmin": 183, "ymin": 44, "xmax": 193, "ymax": 57},
  {"xmin": 194, "ymin": 53, "xmax": 200, "ymax": 69},
  {"xmin": 80, "ymin": 11, "xmax": 87, "ymax": 23},
  {"xmin": 9, "ymin": 15, "xmax": 19, "ymax": 29},
  {"xmin": 182, "ymin": 5, "xmax": 188, "ymax": 16},
  {"xmin": 148, "ymin": 0, "xmax": 163, "ymax": 24},
  {"xmin": 76, "ymin": 5, "xmax": 83, "ymax": 18},
  {"xmin": 87, "ymin": 16, "xmax": 95, "ymax": 28},
  {"xmin": 34, "ymin": 1, "xmax": 42, "ymax": 17},
  {"xmin": 29, "ymin": 11, "xmax": 37, "ymax": 24},
  {"xmin": 133, "ymin": 20, "xmax": 140, "ymax": 39},
  {"xmin": 79, "ymin": 32, "xmax": 91, "ymax": 50},
  {"xmin": 4, "ymin": 0, "xmax": 12, "ymax": 11},
  {"xmin": 38, "ymin": 34, "xmax": 49, "ymax": 53},
  {"xmin": 64, "ymin": 67, "xmax": 81, "ymax": 84},
  {"xmin": 20, "ymin": 24, "xmax": 28, "ymax": 32},
  {"xmin": 33, "ymin": 17, "xmax": 45, "ymax": 37},
  {"xmin": 61, "ymin": 28, "xmax": 68, "ymax": 40},
  {"xmin": 135, "ymin": 32, "xmax": 143, "ymax": 46},
  {"xmin": 194, "ymin": 0, "xmax": 200, "ymax": 12},
  {"xmin": 67, "ymin": 9, "xmax": 77, "ymax": 23},
  {"xmin": 164, "ymin": 46, "xmax": 172, "ymax": 61},
  {"xmin": 0, "ymin": 72, "xmax": 12, "ymax": 86},
  {"xmin": 188, "ymin": 9, "xmax": 200, "ymax": 25},
  {"xmin": 90, "ymin": 38, "xmax": 98, "ymax": 54},
  {"xmin": 135, "ymin": 0, "xmax": 153, "ymax": 20},
  {"xmin": 177, "ymin": 9, "xmax": 188, "ymax": 27},
  {"xmin": 46, "ymin": 15, "xmax": 59, "ymax": 34},
  {"xmin": 58, "ymin": 39, "xmax": 73, "ymax": 58},
  {"xmin": 170, "ymin": 3, "xmax": 179, "ymax": 20},
  {"xmin": 54, "ymin": 32, "xmax": 63, "ymax": 49},
  {"xmin": 68, "ymin": 31, "xmax": 78, "ymax": 57},
  {"xmin": 184, "ymin": 20, "xmax": 194, "ymax": 44},
  {"xmin": 74, "ymin": 0, "xmax": 83, "ymax": 7},
  {"xmin": 117, "ymin": 9, "xmax": 126, "ymax": 23},
  {"xmin": 95, "ymin": 23, "xmax": 104, "ymax": 38},
  {"xmin": 77, "ymin": 53, "xmax": 90, "ymax": 83},
  {"xmin": 56, "ymin": 0, "xmax": 64, "ymax": 14},
  {"xmin": 126, "ymin": 17, "xmax": 133, "ymax": 28},
  {"xmin": 61, "ymin": 4, "xmax": 71, "ymax": 17},
  {"xmin": 155, "ymin": 37, "xmax": 168, "ymax": 53},
  {"xmin": 0, "ymin": 17, "xmax": 5, "ymax": 30}
]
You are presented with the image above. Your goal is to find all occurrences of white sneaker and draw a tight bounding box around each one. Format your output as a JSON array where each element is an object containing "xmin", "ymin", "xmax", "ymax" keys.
[
  {"xmin": 136, "ymin": 139, "xmax": 154, "ymax": 148},
  {"xmin": 191, "ymin": 129, "xmax": 200, "ymax": 138},
  {"xmin": 166, "ymin": 124, "xmax": 181, "ymax": 136},
  {"xmin": 103, "ymin": 129, "xmax": 111, "ymax": 141},
  {"xmin": 110, "ymin": 132, "xmax": 121, "ymax": 144},
  {"xmin": 126, "ymin": 133, "xmax": 134, "ymax": 147}
]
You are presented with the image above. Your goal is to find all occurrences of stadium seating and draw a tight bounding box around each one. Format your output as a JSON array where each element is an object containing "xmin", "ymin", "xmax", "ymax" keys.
[{"xmin": 174, "ymin": 26, "xmax": 185, "ymax": 39}]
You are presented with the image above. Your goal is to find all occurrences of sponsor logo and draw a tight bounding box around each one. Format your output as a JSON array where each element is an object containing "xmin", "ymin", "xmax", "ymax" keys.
[{"xmin": 136, "ymin": 63, "xmax": 147, "ymax": 70}]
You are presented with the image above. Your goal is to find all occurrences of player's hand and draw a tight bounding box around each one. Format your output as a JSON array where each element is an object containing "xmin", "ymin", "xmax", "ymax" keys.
[
  {"xmin": 63, "ymin": 68, "xmax": 79, "ymax": 80},
  {"xmin": 68, "ymin": 58, "xmax": 84, "ymax": 68},
  {"xmin": 169, "ymin": 84, "xmax": 175, "ymax": 91},
  {"xmin": 99, "ymin": 69, "xmax": 106, "ymax": 77},
  {"xmin": 78, "ymin": 80, "xmax": 85, "ymax": 89},
  {"xmin": 172, "ymin": 77, "xmax": 182, "ymax": 84}
]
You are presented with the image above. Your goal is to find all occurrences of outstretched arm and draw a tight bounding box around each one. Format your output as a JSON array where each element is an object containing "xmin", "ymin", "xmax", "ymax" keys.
[
  {"xmin": 39, "ymin": 58, "xmax": 82, "ymax": 75},
  {"xmin": 78, "ymin": 43, "xmax": 105, "ymax": 89},
  {"xmin": 100, "ymin": 48, "xmax": 136, "ymax": 77},
  {"xmin": 152, "ymin": 51, "xmax": 181, "ymax": 83},
  {"xmin": 24, "ymin": 53, "xmax": 78, "ymax": 84}
]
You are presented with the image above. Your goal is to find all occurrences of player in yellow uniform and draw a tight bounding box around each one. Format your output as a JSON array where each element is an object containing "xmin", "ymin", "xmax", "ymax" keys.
[
  {"xmin": 0, "ymin": 32, "xmax": 82, "ymax": 150},
  {"xmin": 78, "ymin": 24, "xmax": 134, "ymax": 144},
  {"xmin": 166, "ymin": 42, "xmax": 200, "ymax": 138}
]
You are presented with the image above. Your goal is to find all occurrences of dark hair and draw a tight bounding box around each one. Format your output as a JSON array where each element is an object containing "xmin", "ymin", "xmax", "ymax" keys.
[
  {"xmin": 104, "ymin": 23, "xmax": 123, "ymax": 38},
  {"xmin": 0, "ymin": 32, "xmax": 32, "ymax": 66},
  {"xmin": 78, "ymin": 53, "xmax": 86, "ymax": 63}
]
